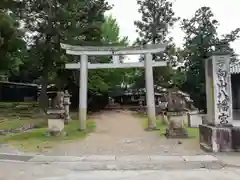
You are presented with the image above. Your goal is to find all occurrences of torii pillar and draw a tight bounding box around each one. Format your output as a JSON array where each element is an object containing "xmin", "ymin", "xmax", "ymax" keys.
[{"xmin": 61, "ymin": 43, "xmax": 167, "ymax": 131}]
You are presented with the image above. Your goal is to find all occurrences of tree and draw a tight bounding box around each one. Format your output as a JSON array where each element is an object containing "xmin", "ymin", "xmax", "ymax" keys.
[
  {"xmin": 180, "ymin": 6, "xmax": 240, "ymax": 111},
  {"xmin": 3, "ymin": 0, "xmax": 111, "ymax": 111},
  {"xmin": 87, "ymin": 14, "xmax": 129, "ymax": 92},
  {"xmin": 0, "ymin": 11, "xmax": 26, "ymax": 78},
  {"xmin": 133, "ymin": 0, "xmax": 179, "ymax": 88},
  {"xmin": 134, "ymin": 0, "xmax": 178, "ymax": 45}
]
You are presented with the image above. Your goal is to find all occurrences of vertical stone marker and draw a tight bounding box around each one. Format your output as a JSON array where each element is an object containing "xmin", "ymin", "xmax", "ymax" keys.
[
  {"xmin": 200, "ymin": 45, "xmax": 235, "ymax": 152},
  {"xmin": 205, "ymin": 49, "xmax": 233, "ymax": 126}
]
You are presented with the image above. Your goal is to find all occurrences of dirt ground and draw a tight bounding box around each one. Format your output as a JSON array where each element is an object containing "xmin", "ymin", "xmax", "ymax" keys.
[{"xmin": 46, "ymin": 110, "xmax": 204, "ymax": 156}]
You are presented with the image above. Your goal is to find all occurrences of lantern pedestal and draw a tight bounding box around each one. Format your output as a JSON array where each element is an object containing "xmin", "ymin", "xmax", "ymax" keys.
[{"xmin": 165, "ymin": 112, "xmax": 188, "ymax": 138}]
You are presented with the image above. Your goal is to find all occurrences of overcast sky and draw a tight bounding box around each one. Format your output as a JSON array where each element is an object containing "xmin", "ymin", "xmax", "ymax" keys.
[{"xmin": 106, "ymin": 0, "xmax": 240, "ymax": 62}]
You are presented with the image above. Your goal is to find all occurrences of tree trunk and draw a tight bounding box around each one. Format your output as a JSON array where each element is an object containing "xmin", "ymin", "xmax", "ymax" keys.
[{"xmin": 39, "ymin": 74, "xmax": 48, "ymax": 113}]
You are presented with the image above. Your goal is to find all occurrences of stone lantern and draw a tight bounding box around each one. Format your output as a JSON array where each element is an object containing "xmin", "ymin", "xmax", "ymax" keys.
[
  {"xmin": 63, "ymin": 90, "xmax": 71, "ymax": 124},
  {"xmin": 165, "ymin": 88, "xmax": 188, "ymax": 138},
  {"xmin": 47, "ymin": 91, "xmax": 65, "ymax": 136}
]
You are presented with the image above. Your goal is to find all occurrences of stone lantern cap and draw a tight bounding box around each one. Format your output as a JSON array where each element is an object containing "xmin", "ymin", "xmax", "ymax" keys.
[
  {"xmin": 211, "ymin": 43, "xmax": 232, "ymax": 56},
  {"xmin": 63, "ymin": 90, "xmax": 71, "ymax": 105},
  {"xmin": 64, "ymin": 90, "xmax": 71, "ymax": 97}
]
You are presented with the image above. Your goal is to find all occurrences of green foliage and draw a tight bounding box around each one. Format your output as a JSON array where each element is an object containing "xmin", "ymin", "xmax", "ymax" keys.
[
  {"xmin": 0, "ymin": 120, "xmax": 96, "ymax": 152},
  {"xmin": 0, "ymin": 11, "xmax": 25, "ymax": 75},
  {"xmin": 180, "ymin": 7, "xmax": 240, "ymax": 111},
  {"xmin": 133, "ymin": 0, "xmax": 180, "ymax": 88},
  {"xmin": 87, "ymin": 14, "xmax": 129, "ymax": 92},
  {"xmin": 6, "ymin": 2, "xmax": 129, "ymax": 95},
  {"xmin": 134, "ymin": 0, "xmax": 178, "ymax": 45},
  {"xmin": 1, "ymin": 0, "xmax": 240, "ymax": 113},
  {"xmin": 2, "ymin": 0, "xmax": 113, "ymax": 109}
]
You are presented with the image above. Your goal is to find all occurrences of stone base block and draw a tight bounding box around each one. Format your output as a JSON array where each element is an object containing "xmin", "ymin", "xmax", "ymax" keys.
[
  {"xmin": 145, "ymin": 127, "xmax": 160, "ymax": 131},
  {"xmin": 165, "ymin": 113, "xmax": 188, "ymax": 138},
  {"xmin": 48, "ymin": 118, "xmax": 65, "ymax": 136},
  {"xmin": 165, "ymin": 128, "xmax": 189, "ymax": 138},
  {"xmin": 187, "ymin": 112, "xmax": 204, "ymax": 128},
  {"xmin": 199, "ymin": 124, "xmax": 240, "ymax": 152},
  {"xmin": 232, "ymin": 127, "xmax": 240, "ymax": 151}
]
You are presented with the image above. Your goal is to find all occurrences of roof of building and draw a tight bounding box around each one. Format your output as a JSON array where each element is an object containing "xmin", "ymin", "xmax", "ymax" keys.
[
  {"xmin": 0, "ymin": 81, "xmax": 39, "ymax": 87},
  {"xmin": 230, "ymin": 61, "xmax": 240, "ymax": 74}
]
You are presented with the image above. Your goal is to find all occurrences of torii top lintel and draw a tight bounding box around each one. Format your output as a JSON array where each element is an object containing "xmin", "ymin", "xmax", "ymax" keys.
[{"xmin": 60, "ymin": 43, "xmax": 167, "ymax": 56}]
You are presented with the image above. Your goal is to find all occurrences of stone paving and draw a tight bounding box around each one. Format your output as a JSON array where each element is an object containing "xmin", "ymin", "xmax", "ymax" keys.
[
  {"xmin": 37, "ymin": 169, "xmax": 240, "ymax": 180},
  {"xmin": 45, "ymin": 111, "xmax": 203, "ymax": 156},
  {"xmin": 29, "ymin": 154, "xmax": 221, "ymax": 170},
  {"xmin": 1, "ymin": 111, "xmax": 240, "ymax": 179},
  {"xmin": 1, "ymin": 150, "xmax": 240, "ymax": 179},
  {"xmin": 0, "ymin": 160, "xmax": 240, "ymax": 180}
]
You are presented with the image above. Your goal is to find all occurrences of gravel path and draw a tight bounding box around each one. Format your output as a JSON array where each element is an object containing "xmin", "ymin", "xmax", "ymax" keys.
[{"xmin": 46, "ymin": 110, "xmax": 204, "ymax": 156}]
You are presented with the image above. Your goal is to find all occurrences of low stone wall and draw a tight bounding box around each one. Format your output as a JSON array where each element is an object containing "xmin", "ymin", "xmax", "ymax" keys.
[
  {"xmin": 232, "ymin": 127, "xmax": 240, "ymax": 151},
  {"xmin": 199, "ymin": 124, "xmax": 213, "ymax": 150},
  {"xmin": 199, "ymin": 124, "xmax": 240, "ymax": 152},
  {"xmin": 187, "ymin": 112, "xmax": 204, "ymax": 127}
]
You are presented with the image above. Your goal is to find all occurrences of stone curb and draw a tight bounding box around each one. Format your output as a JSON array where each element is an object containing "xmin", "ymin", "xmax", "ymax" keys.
[
  {"xmin": 0, "ymin": 153, "xmax": 34, "ymax": 162},
  {"xmin": 0, "ymin": 153, "xmax": 219, "ymax": 163}
]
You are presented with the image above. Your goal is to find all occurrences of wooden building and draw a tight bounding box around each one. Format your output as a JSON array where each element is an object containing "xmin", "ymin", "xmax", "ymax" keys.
[
  {"xmin": 110, "ymin": 86, "xmax": 195, "ymax": 110},
  {"xmin": 0, "ymin": 81, "xmax": 39, "ymax": 102},
  {"xmin": 230, "ymin": 62, "xmax": 240, "ymax": 120}
]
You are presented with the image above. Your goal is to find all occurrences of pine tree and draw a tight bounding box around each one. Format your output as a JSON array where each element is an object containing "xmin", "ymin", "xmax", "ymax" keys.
[
  {"xmin": 134, "ymin": 0, "xmax": 178, "ymax": 45},
  {"xmin": 134, "ymin": 0, "xmax": 179, "ymax": 87},
  {"xmin": 181, "ymin": 7, "xmax": 240, "ymax": 111}
]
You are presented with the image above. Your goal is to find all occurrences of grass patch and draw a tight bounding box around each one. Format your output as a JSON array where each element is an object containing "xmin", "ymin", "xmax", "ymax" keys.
[
  {"xmin": 140, "ymin": 114, "xmax": 199, "ymax": 139},
  {"xmin": 0, "ymin": 118, "xmax": 47, "ymax": 131},
  {"xmin": 0, "ymin": 102, "xmax": 43, "ymax": 121},
  {"xmin": 0, "ymin": 102, "xmax": 38, "ymax": 109},
  {"xmin": 187, "ymin": 127, "xmax": 199, "ymax": 138},
  {"xmin": 0, "ymin": 120, "xmax": 96, "ymax": 152},
  {"xmin": 0, "ymin": 102, "xmax": 96, "ymax": 152}
]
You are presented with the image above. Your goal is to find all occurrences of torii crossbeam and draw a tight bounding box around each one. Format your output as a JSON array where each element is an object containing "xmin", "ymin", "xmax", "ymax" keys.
[{"xmin": 61, "ymin": 43, "xmax": 167, "ymax": 131}]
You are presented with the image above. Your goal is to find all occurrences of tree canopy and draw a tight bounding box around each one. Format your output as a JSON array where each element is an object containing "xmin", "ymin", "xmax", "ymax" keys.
[
  {"xmin": 0, "ymin": 1, "xmax": 239, "ymax": 112},
  {"xmin": 133, "ymin": 0, "xmax": 180, "ymax": 88},
  {"xmin": 180, "ymin": 6, "xmax": 240, "ymax": 111},
  {"xmin": 0, "ymin": 11, "xmax": 25, "ymax": 77}
]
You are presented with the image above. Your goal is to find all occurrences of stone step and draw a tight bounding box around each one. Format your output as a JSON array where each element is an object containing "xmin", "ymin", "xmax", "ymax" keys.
[
  {"xmin": 48, "ymin": 161, "xmax": 224, "ymax": 171},
  {"xmin": 28, "ymin": 155, "xmax": 218, "ymax": 163},
  {"xmin": 0, "ymin": 154, "xmax": 224, "ymax": 170}
]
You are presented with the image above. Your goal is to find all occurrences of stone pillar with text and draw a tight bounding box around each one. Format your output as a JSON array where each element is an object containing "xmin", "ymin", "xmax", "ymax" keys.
[
  {"xmin": 200, "ymin": 48, "xmax": 234, "ymax": 152},
  {"xmin": 205, "ymin": 52, "xmax": 233, "ymax": 126}
]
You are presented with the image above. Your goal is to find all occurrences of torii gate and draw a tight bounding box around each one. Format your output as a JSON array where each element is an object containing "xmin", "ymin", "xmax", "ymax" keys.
[{"xmin": 61, "ymin": 43, "xmax": 167, "ymax": 131}]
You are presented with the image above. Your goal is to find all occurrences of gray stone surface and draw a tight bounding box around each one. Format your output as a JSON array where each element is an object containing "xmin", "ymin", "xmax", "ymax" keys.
[
  {"xmin": 83, "ymin": 155, "xmax": 116, "ymax": 161},
  {"xmin": 161, "ymin": 161, "xmax": 205, "ymax": 170},
  {"xmin": 116, "ymin": 155, "xmax": 150, "ymax": 162},
  {"xmin": 202, "ymin": 161, "xmax": 224, "ymax": 169},
  {"xmin": 0, "ymin": 153, "xmax": 219, "ymax": 164},
  {"xmin": 0, "ymin": 156, "xmax": 239, "ymax": 180},
  {"xmin": 183, "ymin": 155, "xmax": 218, "ymax": 162},
  {"xmin": 30, "ymin": 169, "xmax": 240, "ymax": 180},
  {"xmin": 0, "ymin": 161, "xmax": 73, "ymax": 180},
  {"xmin": 149, "ymin": 155, "xmax": 184, "ymax": 162},
  {"xmin": 29, "ymin": 155, "xmax": 85, "ymax": 162},
  {"xmin": 0, "ymin": 153, "xmax": 33, "ymax": 162},
  {"xmin": 50, "ymin": 161, "xmax": 163, "ymax": 171},
  {"xmin": 188, "ymin": 113, "xmax": 203, "ymax": 128},
  {"xmin": 215, "ymin": 154, "xmax": 240, "ymax": 167}
]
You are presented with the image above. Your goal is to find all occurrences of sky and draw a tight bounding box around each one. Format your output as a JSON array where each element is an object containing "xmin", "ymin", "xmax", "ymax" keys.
[{"xmin": 106, "ymin": 0, "xmax": 240, "ymax": 62}]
